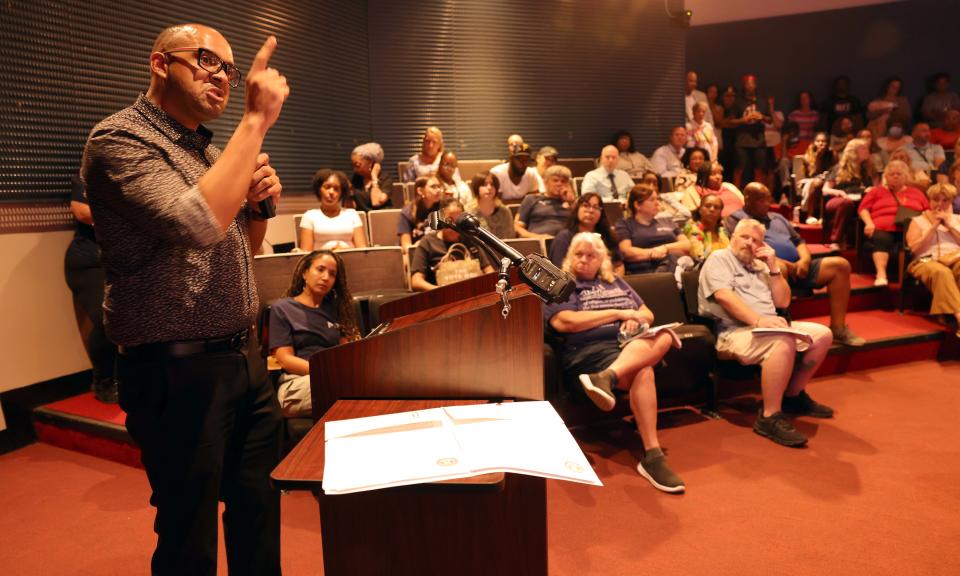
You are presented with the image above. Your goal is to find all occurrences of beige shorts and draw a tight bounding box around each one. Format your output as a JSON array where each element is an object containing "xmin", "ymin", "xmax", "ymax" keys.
[
  {"xmin": 716, "ymin": 321, "xmax": 832, "ymax": 365},
  {"xmin": 277, "ymin": 373, "xmax": 312, "ymax": 418}
]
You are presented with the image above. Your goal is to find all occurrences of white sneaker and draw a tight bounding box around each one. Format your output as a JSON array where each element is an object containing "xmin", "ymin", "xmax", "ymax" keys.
[
  {"xmin": 805, "ymin": 217, "xmax": 820, "ymax": 225},
  {"xmin": 874, "ymin": 277, "xmax": 888, "ymax": 287}
]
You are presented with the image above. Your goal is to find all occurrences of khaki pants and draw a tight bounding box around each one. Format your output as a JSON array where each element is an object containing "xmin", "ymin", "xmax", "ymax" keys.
[{"xmin": 908, "ymin": 255, "xmax": 960, "ymax": 315}]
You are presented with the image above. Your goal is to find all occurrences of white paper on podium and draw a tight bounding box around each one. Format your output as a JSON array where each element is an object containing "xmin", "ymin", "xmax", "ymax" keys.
[{"xmin": 322, "ymin": 401, "xmax": 602, "ymax": 495}]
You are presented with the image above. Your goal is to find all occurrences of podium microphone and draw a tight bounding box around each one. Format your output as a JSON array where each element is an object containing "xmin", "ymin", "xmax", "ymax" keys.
[{"xmin": 427, "ymin": 211, "xmax": 575, "ymax": 303}]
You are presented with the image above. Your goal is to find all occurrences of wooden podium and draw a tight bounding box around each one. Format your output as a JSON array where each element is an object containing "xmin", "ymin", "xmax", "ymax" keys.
[{"xmin": 271, "ymin": 273, "xmax": 549, "ymax": 576}]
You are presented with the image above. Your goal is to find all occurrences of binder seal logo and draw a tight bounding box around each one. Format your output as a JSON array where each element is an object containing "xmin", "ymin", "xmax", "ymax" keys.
[
  {"xmin": 437, "ymin": 457, "xmax": 459, "ymax": 467},
  {"xmin": 565, "ymin": 461, "xmax": 584, "ymax": 473}
]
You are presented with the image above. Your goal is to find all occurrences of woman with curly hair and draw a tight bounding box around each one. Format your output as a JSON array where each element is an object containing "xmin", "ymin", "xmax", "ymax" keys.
[{"xmin": 269, "ymin": 250, "xmax": 360, "ymax": 417}]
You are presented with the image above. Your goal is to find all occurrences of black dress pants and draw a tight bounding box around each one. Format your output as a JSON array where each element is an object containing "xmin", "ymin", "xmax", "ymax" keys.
[{"xmin": 117, "ymin": 337, "xmax": 282, "ymax": 576}]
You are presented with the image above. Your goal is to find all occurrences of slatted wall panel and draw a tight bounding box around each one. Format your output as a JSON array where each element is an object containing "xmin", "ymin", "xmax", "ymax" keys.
[
  {"xmin": 368, "ymin": 0, "xmax": 687, "ymax": 175},
  {"xmin": 0, "ymin": 0, "xmax": 370, "ymax": 232}
]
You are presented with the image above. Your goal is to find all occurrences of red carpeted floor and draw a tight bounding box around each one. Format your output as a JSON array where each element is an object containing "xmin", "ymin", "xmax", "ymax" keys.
[
  {"xmin": 40, "ymin": 392, "xmax": 127, "ymax": 426},
  {"xmin": 3, "ymin": 360, "xmax": 959, "ymax": 575}
]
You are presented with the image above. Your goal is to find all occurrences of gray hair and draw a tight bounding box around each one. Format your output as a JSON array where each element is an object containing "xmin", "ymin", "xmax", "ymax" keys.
[
  {"xmin": 562, "ymin": 232, "xmax": 615, "ymax": 283},
  {"xmin": 733, "ymin": 218, "xmax": 766, "ymax": 237},
  {"xmin": 544, "ymin": 164, "xmax": 572, "ymax": 181},
  {"xmin": 351, "ymin": 142, "xmax": 384, "ymax": 164}
]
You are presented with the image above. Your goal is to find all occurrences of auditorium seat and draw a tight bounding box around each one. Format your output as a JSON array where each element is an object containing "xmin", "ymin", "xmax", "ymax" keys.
[
  {"xmin": 561, "ymin": 157, "xmax": 598, "ymax": 178},
  {"xmin": 545, "ymin": 272, "xmax": 717, "ymax": 426},
  {"xmin": 503, "ymin": 237, "xmax": 545, "ymax": 257},
  {"xmin": 367, "ymin": 208, "xmax": 403, "ymax": 246}
]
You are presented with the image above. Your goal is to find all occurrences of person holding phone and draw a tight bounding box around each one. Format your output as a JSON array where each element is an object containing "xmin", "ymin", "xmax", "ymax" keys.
[
  {"xmin": 350, "ymin": 142, "xmax": 394, "ymax": 211},
  {"xmin": 699, "ymin": 219, "xmax": 835, "ymax": 447}
]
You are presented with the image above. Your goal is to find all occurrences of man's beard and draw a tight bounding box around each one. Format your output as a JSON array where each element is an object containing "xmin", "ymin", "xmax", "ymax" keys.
[{"xmin": 734, "ymin": 246, "xmax": 754, "ymax": 264}]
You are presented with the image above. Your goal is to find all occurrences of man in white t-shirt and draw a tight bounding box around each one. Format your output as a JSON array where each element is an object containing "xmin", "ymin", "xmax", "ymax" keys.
[
  {"xmin": 490, "ymin": 143, "xmax": 543, "ymax": 201},
  {"xmin": 581, "ymin": 145, "xmax": 634, "ymax": 202}
]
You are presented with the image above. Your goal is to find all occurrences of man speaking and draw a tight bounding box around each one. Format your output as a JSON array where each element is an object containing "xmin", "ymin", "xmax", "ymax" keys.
[{"xmin": 81, "ymin": 24, "xmax": 289, "ymax": 575}]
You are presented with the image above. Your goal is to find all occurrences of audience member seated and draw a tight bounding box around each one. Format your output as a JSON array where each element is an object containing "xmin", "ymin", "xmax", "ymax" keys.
[
  {"xmin": 920, "ymin": 73, "xmax": 960, "ymax": 128},
  {"xmin": 582, "ymin": 145, "xmax": 637, "ymax": 201},
  {"xmin": 536, "ymin": 146, "xmax": 559, "ymax": 182},
  {"xmin": 269, "ymin": 250, "xmax": 361, "ymax": 417},
  {"xmin": 506, "ymin": 133, "xmax": 525, "ymax": 156},
  {"xmin": 726, "ymin": 183, "xmax": 865, "ymax": 346},
  {"xmin": 905, "ymin": 183, "xmax": 960, "ymax": 337},
  {"xmin": 859, "ymin": 160, "xmax": 930, "ymax": 286},
  {"xmin": 299, "ymin": 169, "xmax": 367, "ymax": 251},
  {"xmin": 685, "ymin": 70, "xmax": 713, "ymax": 125},
  {"xmin": 698, "ymin": 218, "xmax": 835, "ymax": 448},
  {"xmin": 436, "ymin": 150, "xmax": 471, "ymax": 203},
  {"xmin": 611, "ymin": 130, "xmax": 655, "ymax": 178},
  {"xmin": 468, "ymin": 170, "xmax": 515, "ymax": 239},
  {"xmin": 799, "ymin": 132, "xmax": 837, "ymax": 217},
  {"xmin": 774, "ymin": 121, "xmax": 807, "ymax": 200},
  {"xmin": 730, "ymin": 75, "xmax": 771, "ymax": 188},
  {"xmin": 931, "ymin": 110, "xmax": 960, "ymax": 150},
  {"xmin": 938, "ymin": 158, "xmax": 960, "ymax": 213},
  {"xmin": 651, "ymin": 126, "xmax": 688, "ymax": 179},
  {"xmin": 683, "ymin": 193, "xmax": 729, "ymax": 261},
  {"xmin": 410, "ymin": 198, "xmax": 495, "ymax": 291},
  {"xmin": 350, "ymin": 142, "xmax": 394, "ymax": 211},
  {"xmin": 686, "ymin": 102, "xmax": 719, "ymax": 161},
  {"xmin": 680, "ymin": 160, "xmax": 744, "ymax": 218},
  {"xmin": 398, "ymin": 175, "xmax": 443, "ymax": 251},
  {"xmin": 904, "ymin": 123, "xmax": 946, "ymax": 173},
  {"xmin": 403, "ymin": 126, "xmax": 448, "ymax": 182},
  {"xmin": 549, "ymin": 192, "xmax": 624, "ymax": 275},
  {"xmin": 616, "ymin": 184, "xmax": 691, "ymax": 274},
  {"xmin": 788, "ymin": 90, "xmax": 819, "ymax": 144},
  {"xmin": 491, "ymin": 143, "xmax": 542, "ymax": 202},
  {"xmin": 888, "ymin": 148, "xmax": 932, "ymax": 190},
  {"xmin": 515, "ymin": 165, "xmax": 573, "ymax": 238},
  {"xmin": 679, "ymin": 146, "xmax": 709, "ymax": 186},
  {"xmin": 546, "ymin": 232, "xmax": 684, "ymax": 493},
  {"xmin": 829, "ymin": 116, "xmax": 856, "ymax": 156},
  {"xmin": 857, "ymin": 128, "xmax": 886, "ymax": 176},
  {"xmin": 820, "ymin": 75, "xmax": 865, "ymax": 134},
  {"xmin": 877, "ymin": 121, "xmax": 912, "ymax": 157},
  {"xmin": 866, "ymin": 76, "xmax": 912, "ymax": 138},
  {"xmin": 818, "ymin": 138, "xmax": 877, "ymax": 249}
]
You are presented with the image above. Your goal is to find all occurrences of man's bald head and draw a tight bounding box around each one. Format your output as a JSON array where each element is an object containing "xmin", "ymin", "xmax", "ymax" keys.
[
  {"xmin": 743, "ymin": 182, "xmax": 772, "ymax": 218},
  {"xmin": 599, "ymin": 145, "xmax": 619, "ymax": 171},
  {"xmin": 147, "ymin": 23, "xmax": 235, "ymax": 129}
]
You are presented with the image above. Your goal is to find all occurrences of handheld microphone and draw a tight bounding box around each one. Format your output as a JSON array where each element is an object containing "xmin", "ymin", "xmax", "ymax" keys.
[
  {"xmin": 427, "ymin": 211, "xmax": 575, "ymax": 303},
  {"xmin": 257, "ymin": 197, "xmax": 276, "ymax": 219}
]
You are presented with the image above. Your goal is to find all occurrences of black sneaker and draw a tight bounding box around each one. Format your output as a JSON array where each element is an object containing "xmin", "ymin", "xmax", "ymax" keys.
[
  {"xmin": 578, "ymin": 369, "xmax": 617, "ymax": 412},
  {"xmin": 92, "ymin": 377, "xmax": 118, "ymax": 404},
  {"xmin": 753, "ymin": 410, "xmax": 807, "ymax": 447},
  {"xmin": 782, "ymin": 390, "xmax": 834, "ymax": 418},
  {"xmin": 636, "ymin": 447, "xmax": 685, "ymax": 493}
]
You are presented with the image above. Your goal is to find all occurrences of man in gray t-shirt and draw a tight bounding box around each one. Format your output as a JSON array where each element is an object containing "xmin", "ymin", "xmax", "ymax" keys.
[{"xmin": 698, "ymin": 218, "xmax": 835, "ymax": 448}]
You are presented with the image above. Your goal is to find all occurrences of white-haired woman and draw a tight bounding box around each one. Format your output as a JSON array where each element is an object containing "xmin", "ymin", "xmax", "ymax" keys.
[
  {"xmin": 905, "ymin": 183, "xmax": 960, "ymax": 337},
  {"xmin": 350, "ymin": 142, "xmax": 394, "ymax": 211},
  {"xmin": 544, "ymin": 232, "xmax": 684, "ymax": 493}
]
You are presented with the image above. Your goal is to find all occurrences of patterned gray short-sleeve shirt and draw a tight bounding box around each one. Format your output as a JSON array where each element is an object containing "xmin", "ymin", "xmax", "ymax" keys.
[{"xmin": 81, "ymin": 94, "xmax": 258, "ymax": 346}]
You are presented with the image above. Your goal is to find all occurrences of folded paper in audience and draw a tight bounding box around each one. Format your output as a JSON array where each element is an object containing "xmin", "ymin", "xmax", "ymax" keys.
[
  {"xmin": 322, "ymin": 401, "xmax": 603, "ymax": 495},
  {"xmin": 751, "ymin": 327, "xmax": 814, "ymax": 345},
  {"xmin": 619, "ymin": 321, "xmax": 683, "ymax": 348}
]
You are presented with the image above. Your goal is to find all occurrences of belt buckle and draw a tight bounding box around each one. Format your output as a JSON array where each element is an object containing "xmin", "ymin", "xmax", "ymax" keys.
[{"xmin": 230, "ymin": 331, "xmax": 248, "ymax": 350}]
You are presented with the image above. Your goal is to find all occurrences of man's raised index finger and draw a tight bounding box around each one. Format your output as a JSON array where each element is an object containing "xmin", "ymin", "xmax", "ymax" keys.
[{"xmin": 249, "ymin": 36, "xmax": 277, "ymax": 74}]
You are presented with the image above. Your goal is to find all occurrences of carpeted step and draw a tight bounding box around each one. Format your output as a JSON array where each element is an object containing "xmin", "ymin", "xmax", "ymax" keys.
[
  {"xmin": 790, "ymin": 274, "xmax": 892, "ymax": 319},
  {"xmin": 32, "ymin": 393, "xmax": 141, "ymax": 468}
]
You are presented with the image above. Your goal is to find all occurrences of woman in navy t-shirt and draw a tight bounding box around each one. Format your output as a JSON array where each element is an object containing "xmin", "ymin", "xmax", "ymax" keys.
[
  {"xmin": 616, "ymin": 184, "xmax": 691, "ymax": 274},
  {"xmin": 269, "ymin": 250, "xmax": 360, "ymax": 417},
  {"xmin": 544, "ymin": 232, "xmax": 684, "ymax": 493}
]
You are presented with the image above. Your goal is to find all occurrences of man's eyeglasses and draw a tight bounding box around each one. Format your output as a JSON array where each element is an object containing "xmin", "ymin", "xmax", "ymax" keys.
[{"xmin": 162, "ymin": 47, "xmax": 242, "ymax": 88}]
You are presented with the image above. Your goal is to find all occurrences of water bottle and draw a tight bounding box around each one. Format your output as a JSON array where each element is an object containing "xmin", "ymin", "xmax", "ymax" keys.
[{"xmin": 792, "ymin": 206, "xmax": 800, "ymax": 224}]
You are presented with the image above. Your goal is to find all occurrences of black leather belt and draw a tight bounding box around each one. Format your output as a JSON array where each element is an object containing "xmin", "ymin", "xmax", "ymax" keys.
[{"xmin": 119, "ymin": 330, "xmax": 250, "ymax": 359}]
